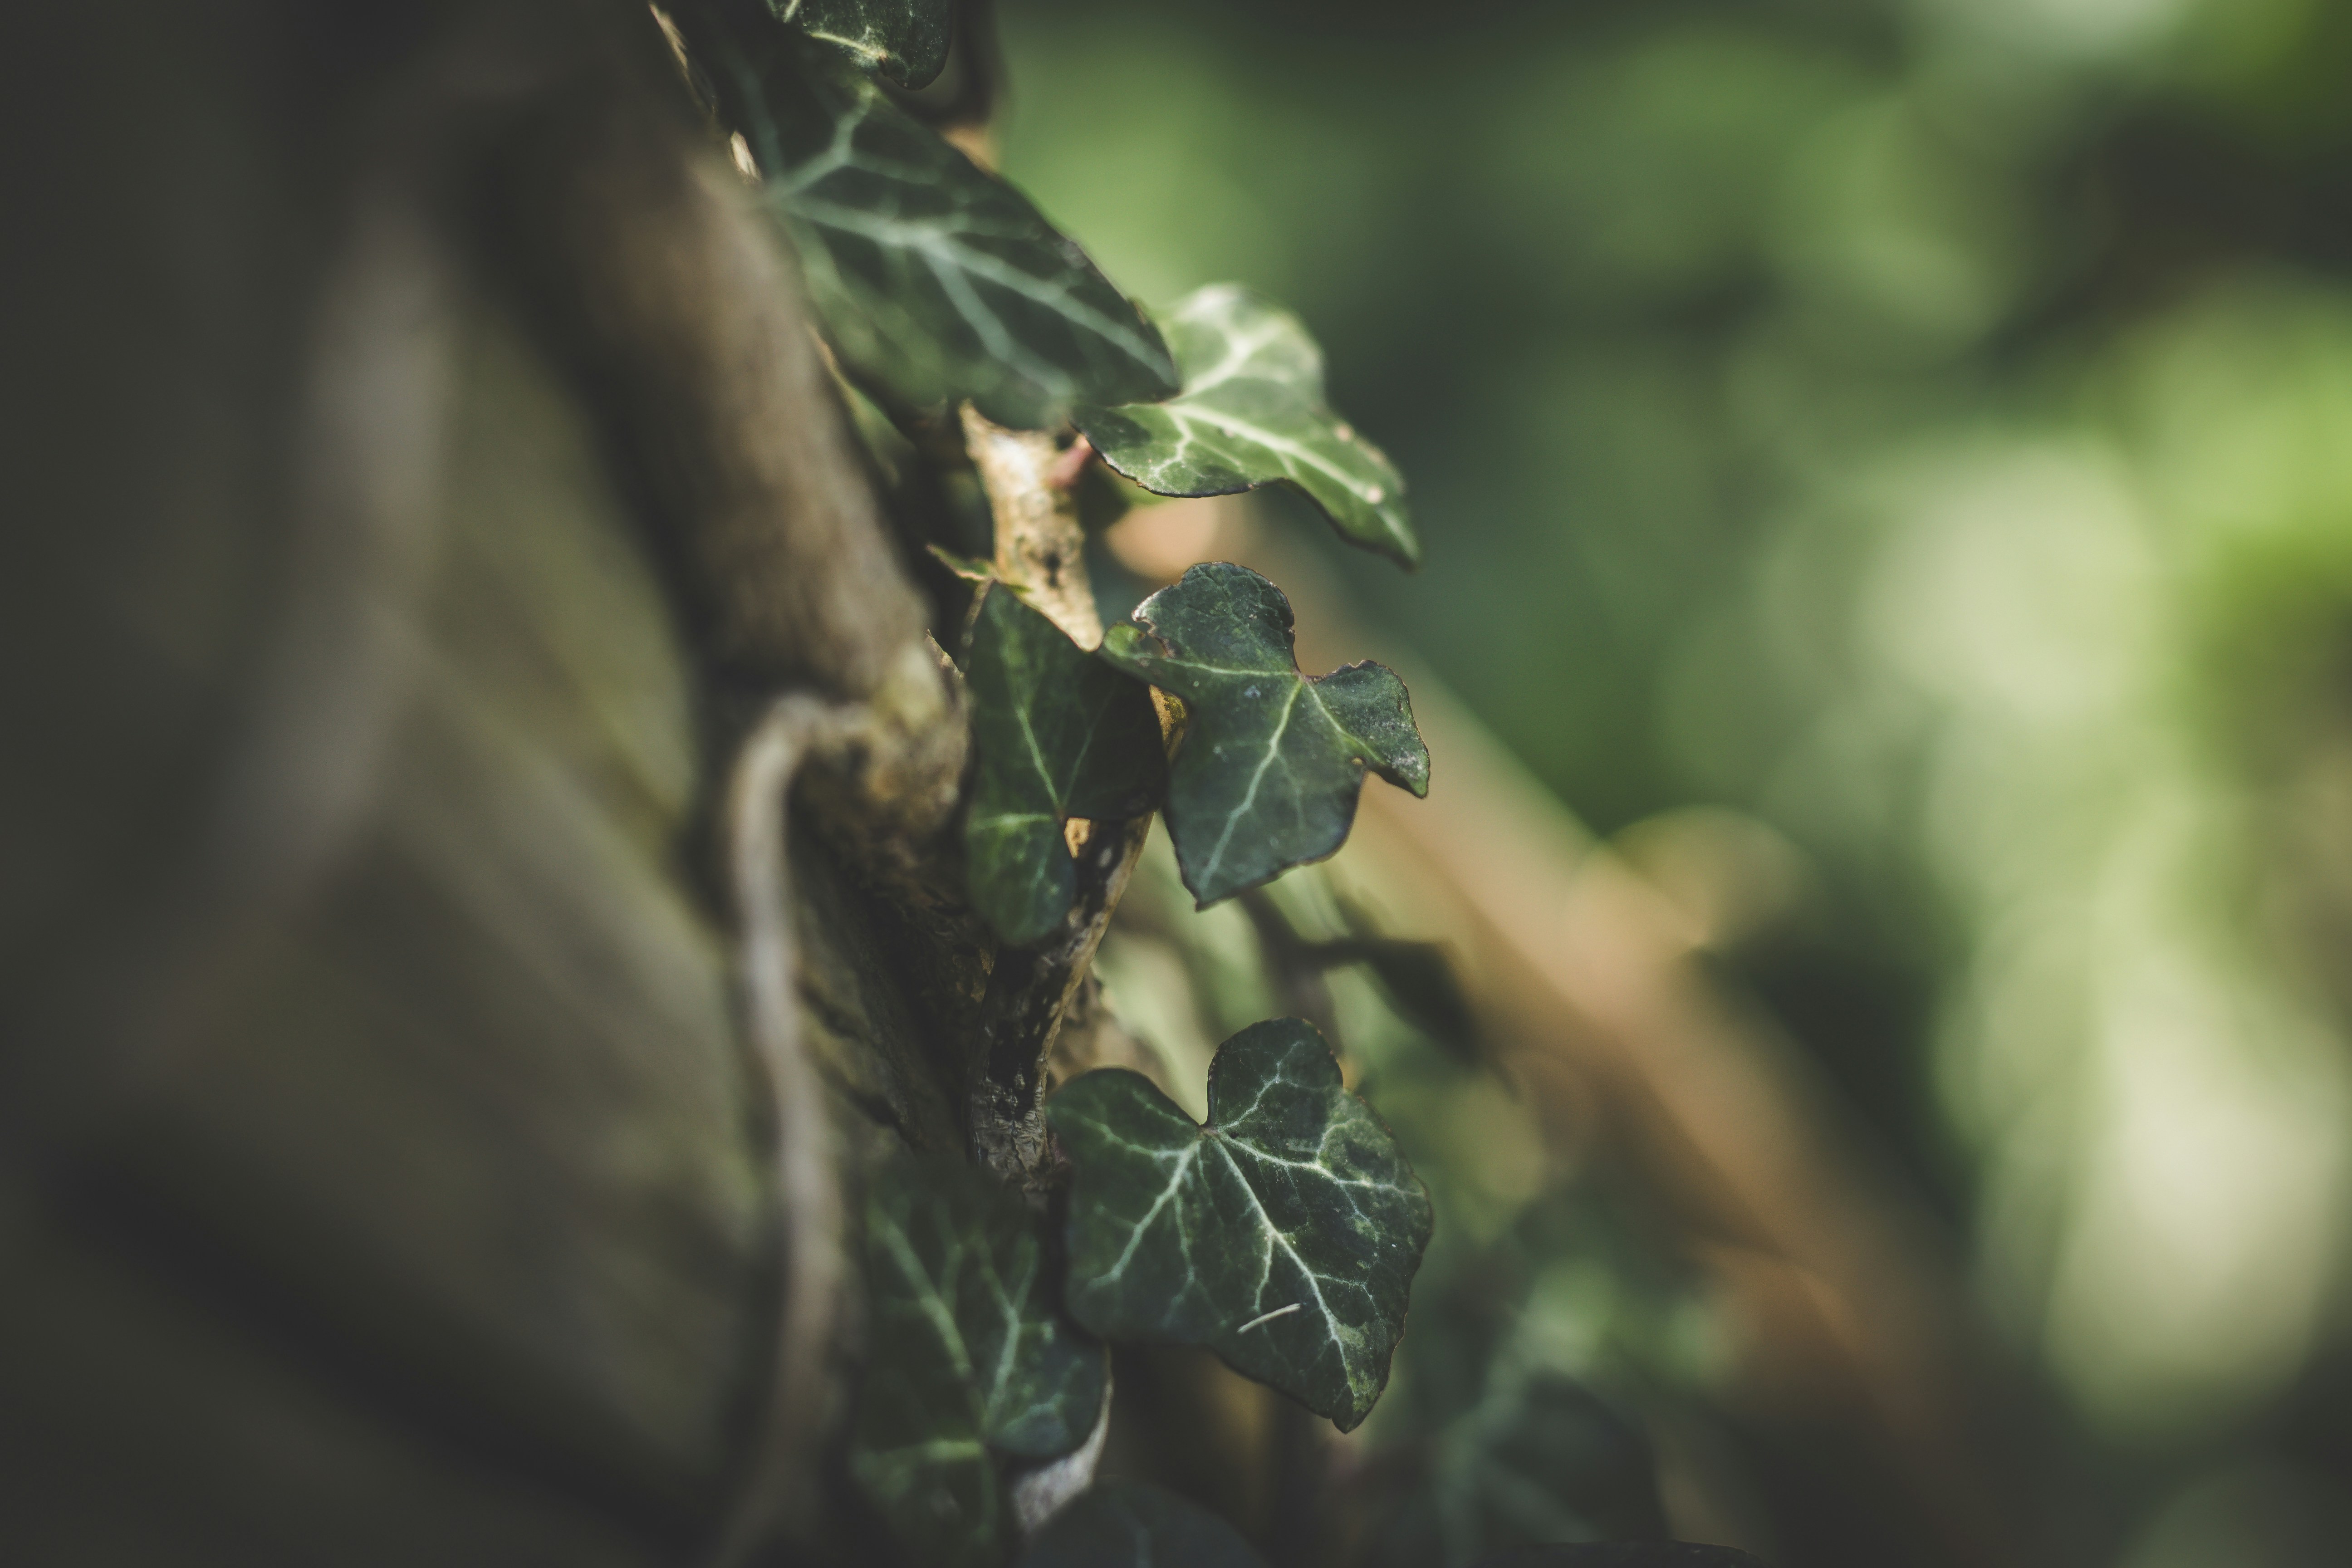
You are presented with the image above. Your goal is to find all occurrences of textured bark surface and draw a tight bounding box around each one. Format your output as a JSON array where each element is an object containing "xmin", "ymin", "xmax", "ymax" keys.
[
  {"xmin": 0, "ymin": 3, "xmax": 962, "ymax": 1560},
  {"xmin": 493, "ymin": 3, "xmax": 930, "ymax": 700}
]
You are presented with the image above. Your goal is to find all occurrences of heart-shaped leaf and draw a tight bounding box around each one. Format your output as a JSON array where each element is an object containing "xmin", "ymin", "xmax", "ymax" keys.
[
  {"xmin": 965, "ymin": 583, "xmax": 1166, "ymax": 946},
  {"xmin": 683, "ymin": 10, "xmax": 1179, "ymax": 428},
  {"xmin": 1020, "ymin": 1483, "xmax": 1268, "ymax": 1568},
  {"xmin": 1467, "ymin": 1548, "xmax": 1769, "ymax": 1568},
  {"xmin": 1098, "ymin": 563, "xmax": 1428, "ymax": 907},
  {"xmin": 766, "ymin": 0, "xmax": 952, "ymax": 87},
  {"xmin": 851, "ymin": 1155, "xmax": 1110, "ymax": 1568},
  {"xmin": 1077, "ymin": 286, "xmax": 1419, "ymax": 568},
  {"xmin": 1047, "ymin": 1017, "xmax": 1433, "ymax": 1431}
]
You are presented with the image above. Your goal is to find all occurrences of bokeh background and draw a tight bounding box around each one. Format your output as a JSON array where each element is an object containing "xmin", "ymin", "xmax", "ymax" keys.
[{"xmin": 995, "ymin": 0, "xmax": 2352, "ymax": 1563}]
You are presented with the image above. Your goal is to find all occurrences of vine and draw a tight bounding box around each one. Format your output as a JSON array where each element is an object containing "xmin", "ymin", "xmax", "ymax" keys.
[{"xmin": 650, "ymin": 2, "xmax": 1766, "ymax": 1565}]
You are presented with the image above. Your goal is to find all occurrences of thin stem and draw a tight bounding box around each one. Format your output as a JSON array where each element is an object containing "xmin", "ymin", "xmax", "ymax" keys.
[{"xmin": 711, "ymin": 694, "xmax": 849, "ymax": 1568}]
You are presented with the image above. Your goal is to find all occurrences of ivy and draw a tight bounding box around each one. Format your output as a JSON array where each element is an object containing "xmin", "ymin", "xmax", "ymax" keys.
[
  {"xmin": 850, "ymin": 1155, "xmax": 1109, "ymax": 1568},
  {"xmin": 964, "ymin": 582, "xmax": 1166, "ymax": 945},
  {"xmin": 689, "ymin": 0, "xmax": 1462, "ymax": 1541},
  {"xmin": 1020, "ymin": 1483, "xmax": 1267, "ymax": 1568},
  {"xmin": 680, "ymin": 6, "xmax": 1179, "ymax": 428},
  {"xmin": 1099, "ymin": 563, "xmax": 1429, "ymax": 907},
  {"xmin": 1047, "ymin": 1018, "xmax": 1432, "ymax": 1431},
  {"xmin": 1078, "ymin": 285, "xmax": 1420, "ymax": 569}
]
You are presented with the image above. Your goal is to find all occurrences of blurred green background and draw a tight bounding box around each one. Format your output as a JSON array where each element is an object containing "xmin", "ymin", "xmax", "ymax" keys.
[{"xmin": 995, "ymin": 0, "xmax": 2352, "ymax": 1563}]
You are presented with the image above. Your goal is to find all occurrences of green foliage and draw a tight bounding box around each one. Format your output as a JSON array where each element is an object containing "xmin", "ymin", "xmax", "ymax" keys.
[
  {"xmin": 1078, "ymin": 284, "xmax": 1420, "ymax": 568},
  {"xmin": 1100, "ymin": 563, "xmax": 1429, "ymax": 906},
  {"xmin": 1048, "ymin": 1018, "xmax": 1433, "ymax": 1430},
  {"xmin": 672, "ymin": 0, "xmax": 1455, "ymax": 1544},
  {"xmin": 964, "ymin": 583, "xmax": 1165, "ymax": 945},
  {"xmin": 681, "ymin": 5, "xmax": 1178, "ymax": 427},
  {"xmin": 1020, "ymin": 1482, "xmax": 1268, "ymax": 1568},
  {"xmin": 850, "ymin": 1156, "xmax": 1108, "ymax": 1567},
  {"xmin": 770, "ymin": 0, "xmax": 954, "ymax": 88}
]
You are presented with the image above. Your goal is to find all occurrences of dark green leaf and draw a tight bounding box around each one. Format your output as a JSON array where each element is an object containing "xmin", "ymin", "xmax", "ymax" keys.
[
  {"xmin": 851, "ymin": 1155, "xmax": 1109, "ymax": 1567},
  {"xmin": 1020, "ymin": 1483, "xmax": 1268, "ymax": 1568},
  {"xmin": 1078, "ymin": 286, "xmax": 1419, "ymax": 568},
  {"xmin": 1098, "ymin": 563, "xmax": 1428, "ymax": 907},
  {"xmin": 1467, "ymin": 1548, "xmax": 1769, "ymax": 1568},
  {"xmin": 686, "ymin": 12, "xmax": 1178, "ymax": 428},
  {"xmin": 965, "ymin": 583, "xmax": 1166, "ymax": 945},
  {"xmin": 1047, "ymin": 1018, "xmax": 1433, "ymax": 1431},
  {"xmin": 768, "ymin": 0, "xmax": 952, "ymax": 88}
]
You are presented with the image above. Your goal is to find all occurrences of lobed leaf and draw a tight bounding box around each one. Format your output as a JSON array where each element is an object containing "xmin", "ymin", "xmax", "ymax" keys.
[
  {"xmin": 685, "ymin": 10, "xmax": 1179, "ymax": 428},
  {"xmin": 768, "ymin": 0, "xmax": 953, "ymax": 87},
  {"xmin": 1020, "ymin": 1483, "xmax": 1267, "ymax": 1568},
  {"xmin": 1098, "ymin": 563, "xmax": 1428, "ymax": 907},
  {"xmin": 1078, "ymin": 286, "xmax": 1420, "ymax": 568},
  {"xmin": 1047, "ymin": 1018, "xmax": 1433, "ymax": 1431},
  {"xmin": 964, "ymin": 583, "xmax": 1166, "ymax": 946},
  {"xmin": 850, "ymin": 1155, "xmax": 1109, "ymax": 1567}
]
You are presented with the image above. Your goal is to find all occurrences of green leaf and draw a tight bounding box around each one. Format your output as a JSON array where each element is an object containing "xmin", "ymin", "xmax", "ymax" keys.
[
  {"xmin": 965, "ymin": 583, "xmax": 1166, "ymax": 946},
  {"xmin": 686, "ymin": 11, "xmax": 1179, "ymax": 428},
  {"xmin": 1098, "ymin": 563, "xmax": 1428, "ymax": 907},
  {"xmin": 1076, "ymin": 286, "xmax": 1419, "ymax": 568},
  {"xmin": 1020, "ymin": 1483, "xmax": 1268, "ymax": 1568},
  {"xmin": 768, "ymin": 0, "xmax": 952, "ymax": 88},
  {"xmin": 1047, "ymin": 1018, "xmax": 1433, "ymax": 1431},
  {"xmin": 851, "ymin": 1155, "xmax": 1109, "ymax": 1568}
]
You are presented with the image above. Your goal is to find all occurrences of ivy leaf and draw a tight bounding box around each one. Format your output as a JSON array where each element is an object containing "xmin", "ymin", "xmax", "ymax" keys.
[
  {"xmin": 687, "ymin": 10, "xmax": 1179, "ymax": 428},
  {"xmin": 766, "ymin": 0, "xmax": 952, "ymax": 88},
  {"xmin": 1466, "ymin": 1548, "xmax": 1769, "ymax": 1568},
  {"xmin": 965, "ymin": 583, "xmax": 1166, "ymax": 946},
  {"xmin": 1076, "ymin": 286, "xmax": 1419, "ymax": 568},
  {"xmin": 1098, "ymin": 563, "xmax": 1428, "ymax": 907},
  {"xmin": 1047, "ymin": 1018, "xmax": 1433, "ymax": 1431},
  {"xmin": 850, "ymin": 1155, "xmax": 1110, "ymax": 1567},
  {"xmin": 1021, "ymin": 1483, "xmax": 1267, "ymax": 1568}
]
